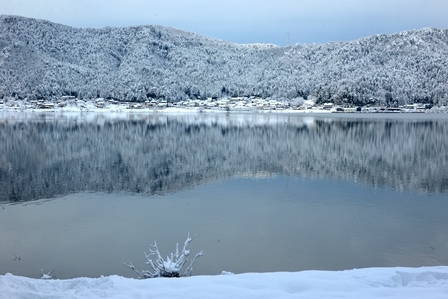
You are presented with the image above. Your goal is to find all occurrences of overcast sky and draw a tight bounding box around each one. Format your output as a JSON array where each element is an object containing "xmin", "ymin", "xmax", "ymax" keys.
[{"xmin": 1, "ymin": 0, "xmax": 447, "ymax": 45}]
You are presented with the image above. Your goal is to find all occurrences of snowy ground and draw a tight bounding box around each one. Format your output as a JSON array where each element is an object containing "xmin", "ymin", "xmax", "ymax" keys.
[
  {"xmin": 0, "ymin": 102, "xmax": 333, "ymax": 114},
  {"xmin": 3, "ymin": 97, "xmax": 447, "ymax": 114},
  {"xmin": 1, "ymin": 266, "xmax": 448, "ymax": 298}
]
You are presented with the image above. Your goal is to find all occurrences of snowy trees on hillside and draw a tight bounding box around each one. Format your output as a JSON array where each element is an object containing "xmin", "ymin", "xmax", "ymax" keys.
[{"xmin": 1, "ymin": 15, "xmax": 448, "ymax": 105}]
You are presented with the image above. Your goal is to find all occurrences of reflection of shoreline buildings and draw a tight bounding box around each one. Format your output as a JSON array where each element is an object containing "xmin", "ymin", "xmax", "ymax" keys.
[{"xmin": 1, "ymin": 115, "xmax": 447, "ymax": 202}]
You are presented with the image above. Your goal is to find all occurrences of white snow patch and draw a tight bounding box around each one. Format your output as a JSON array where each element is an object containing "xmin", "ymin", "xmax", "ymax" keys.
[{"xmin": 1, "ymin": 267, "xmax": 448, "ymax": 299}]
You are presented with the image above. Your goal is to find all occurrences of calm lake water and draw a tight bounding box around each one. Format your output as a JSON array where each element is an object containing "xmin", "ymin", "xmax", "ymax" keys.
[{"xmin": 0, "ymin": 112, "xmax": 447, "ymax": 279}]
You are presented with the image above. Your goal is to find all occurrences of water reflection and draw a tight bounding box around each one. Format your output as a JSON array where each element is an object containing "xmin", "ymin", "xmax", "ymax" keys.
[
  {"xmin": 1, "ymin": 175, "xmax": 447, "ymax": 279},
  {"xmin": 1, "ymin": 112, "xmax": 448, "ymax": 202}
]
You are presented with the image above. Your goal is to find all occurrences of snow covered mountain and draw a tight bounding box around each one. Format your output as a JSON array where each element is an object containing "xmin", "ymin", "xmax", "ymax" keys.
[{"xmin": 1, "ymin": 15, "xmax": 447, "ymax": 105}]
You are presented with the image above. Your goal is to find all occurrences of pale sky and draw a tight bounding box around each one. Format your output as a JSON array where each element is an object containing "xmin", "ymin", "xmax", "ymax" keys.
[{"xmin": 1, "ymin": 0, "xmax": 447, "ymax": 45}]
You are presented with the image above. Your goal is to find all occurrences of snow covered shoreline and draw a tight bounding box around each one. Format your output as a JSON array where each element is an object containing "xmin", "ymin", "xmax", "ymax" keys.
[
  {"xmin": 1, "ymin": 266, "xmax": 447, "ymax": 298},
  {"xmin": 0, "ymin": 98, "xmax": 332, "ymax": 114},
  {"xmin": 2, "ymin": 105, "xmax": 448, "ymax": 116},
  {"xmin": 1, "ymin": 96, "xmax": 448, "ymax": 115}
]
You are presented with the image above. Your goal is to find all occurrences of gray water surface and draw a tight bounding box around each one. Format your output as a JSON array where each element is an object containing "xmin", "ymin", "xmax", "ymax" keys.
[
  {"xmin": 0, "ymin": 112, "xmax": 447, "ymax": 279},
  {"xmin": 1, "ymin": 175, "xmax": 447, "ymax": 279}
]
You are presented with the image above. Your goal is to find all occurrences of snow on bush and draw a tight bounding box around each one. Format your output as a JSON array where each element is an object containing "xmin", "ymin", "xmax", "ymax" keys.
[
  {"xmin": 40, "ymin": 269, "xmax": 55, "ymax": 280},
  {"xmin": 125, "ymin": 233, "xmax": 203, "ymax": 279}
]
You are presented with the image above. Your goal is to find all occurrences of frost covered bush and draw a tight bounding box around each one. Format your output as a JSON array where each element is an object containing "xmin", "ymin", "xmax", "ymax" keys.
[
  {"xmin": 40, "ymin": 269, "xmax": 55, "ymax": 280},
  {"xmin": 125, "ymin": 233, "xmax": 204, "ymax": 279}
]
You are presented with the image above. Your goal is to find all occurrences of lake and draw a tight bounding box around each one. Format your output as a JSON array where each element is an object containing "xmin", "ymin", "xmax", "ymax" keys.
[{"xmin": 0, "ymin": 111, "xmax": 447, "ymax": 279}]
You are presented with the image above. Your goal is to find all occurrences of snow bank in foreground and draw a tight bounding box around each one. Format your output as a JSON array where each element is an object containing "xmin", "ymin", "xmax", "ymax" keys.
[{"xmin": 1, "ymin": 267, "xmax": 447, "ymax": 299}]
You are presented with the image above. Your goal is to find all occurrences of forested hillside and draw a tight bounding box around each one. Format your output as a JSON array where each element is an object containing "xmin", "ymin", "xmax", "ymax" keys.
[{"xmin": 1, "ymin": 15, "xmax": 447, "ymax": 106}]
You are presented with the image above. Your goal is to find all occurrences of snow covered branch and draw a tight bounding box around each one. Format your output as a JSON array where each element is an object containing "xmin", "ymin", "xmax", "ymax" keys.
[
  {"xmin": 40, "ymin": 269, "xmax": 55, "ymax": 280},
  {"xmin": 125, "ymin": 233, "xmax": 204, "ymax": 279}
]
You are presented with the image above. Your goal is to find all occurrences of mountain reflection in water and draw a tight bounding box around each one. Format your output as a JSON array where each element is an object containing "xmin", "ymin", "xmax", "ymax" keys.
[{"xmin": 1, "ymin": 112, "xmax": 447, "ymax": 202}]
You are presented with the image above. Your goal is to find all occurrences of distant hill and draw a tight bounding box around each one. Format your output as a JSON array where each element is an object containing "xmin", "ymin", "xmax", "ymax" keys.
[{"xmin": 1, "ymin": 15, "xmax": 447, "ymax": 106}]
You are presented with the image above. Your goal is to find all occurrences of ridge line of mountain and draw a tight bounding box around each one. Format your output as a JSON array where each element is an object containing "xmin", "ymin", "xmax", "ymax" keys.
[{"xmin": 1, "ymin": 15, "xmax": 447, "ymax": 106}]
